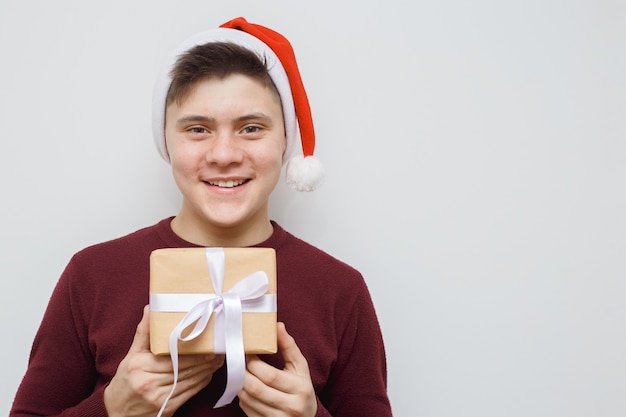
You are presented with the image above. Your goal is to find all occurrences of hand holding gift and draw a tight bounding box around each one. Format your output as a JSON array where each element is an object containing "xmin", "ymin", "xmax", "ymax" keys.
[
  {"xmin": 239, "ymin": 322, "xmax": 317, "ymax": 417},
  {"xmin": 103, "ymin": 306, "xmax": 225, "ymax": 417}
]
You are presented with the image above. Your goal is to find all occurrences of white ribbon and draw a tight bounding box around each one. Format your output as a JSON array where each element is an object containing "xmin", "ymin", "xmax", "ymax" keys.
[{"xmin": 151, "ymin": 248, "xmax": 274, "ymax": 415}]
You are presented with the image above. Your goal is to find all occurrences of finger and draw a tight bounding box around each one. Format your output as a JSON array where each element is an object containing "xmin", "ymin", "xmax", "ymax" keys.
[
  {"xmin": 128, "ymin": 305, "xmax": 152, "ymax": 354},
  {"xmin": 178, "ymin": 354, "xmax": 225, "ymax": 377},
  {"xmin": 239, "ymin": 368, "xmax": 280, "ymax": 414},
  {"xmin": 243, "ymin": 348, "xmax": 317, "ymax": 415},
  {"xmin": 245, "ymin": 323, "xmax": 308, "ymax": 390},
  {"xmin": 246, "ymin": 355, "xmax": 277, "ymax": 387},
  {"xmin": 246, "ymin": 355, "xmax": 293, "ymax": 393},
  {"xmin": 166, "ymin": 355, "xmax": 226, "ymax": 407},
  {"xmin": 151, "ymin": 354, "xmax": 225, "ymax": 388},
  {"xmin": 277, "ymin": 322, "xmax": 309, "ymax": 375}
]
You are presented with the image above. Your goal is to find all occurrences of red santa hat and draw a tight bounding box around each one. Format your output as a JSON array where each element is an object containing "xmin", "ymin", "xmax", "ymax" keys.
[{"xmin": 152, "ymin": 17, "xmax": 323, "ymax": 192}]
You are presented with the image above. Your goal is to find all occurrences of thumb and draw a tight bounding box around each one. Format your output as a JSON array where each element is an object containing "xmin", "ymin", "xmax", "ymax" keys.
[
  {"xmin": 128, "ymin": 304, "xmax": 152, "ymax": 353},
  {"xmin": 277, "ymin": 322, "xmax": 309, "ymax": 375}
]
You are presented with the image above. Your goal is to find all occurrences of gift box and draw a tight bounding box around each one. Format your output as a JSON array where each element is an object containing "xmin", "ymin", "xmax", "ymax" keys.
[{"xmin": 149, "ymin": 247, "xmax": 277, "ymax": 356}]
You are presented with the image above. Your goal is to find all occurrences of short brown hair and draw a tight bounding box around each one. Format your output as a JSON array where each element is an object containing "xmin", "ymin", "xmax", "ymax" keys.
[{"xmin": 166, "ymin": 42, "xmax": 280, "ymax": 106}]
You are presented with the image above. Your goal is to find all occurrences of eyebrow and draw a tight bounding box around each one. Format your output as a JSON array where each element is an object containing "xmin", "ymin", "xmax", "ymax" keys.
[
  {"xmin": 235, "ymin": 112, "xmax": 274, "ymax": 126},
  {"xmin": 175, "ymin": 115, "xmax": 215, "ymax": 128},
  {"xmin": 175, "ymin": 112, "xmax": 274, "ymax": 128}
]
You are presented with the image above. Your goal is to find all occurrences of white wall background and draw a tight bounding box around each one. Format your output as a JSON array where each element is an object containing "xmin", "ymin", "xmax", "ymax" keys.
[{"xmin": 1, "ymin": 1, "xmax": 625, "ymax": 416}]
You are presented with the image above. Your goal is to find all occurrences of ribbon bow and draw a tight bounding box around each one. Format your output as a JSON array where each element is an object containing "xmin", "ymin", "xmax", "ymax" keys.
[{"xmin": 153, "ymin": 248, "xmax": 271, "ymax": 416}]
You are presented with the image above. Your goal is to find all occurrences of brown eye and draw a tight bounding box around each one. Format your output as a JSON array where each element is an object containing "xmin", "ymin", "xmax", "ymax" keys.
[{"xmin": 242, "ymin": 126, "xmax": 261, "ymax": 134}]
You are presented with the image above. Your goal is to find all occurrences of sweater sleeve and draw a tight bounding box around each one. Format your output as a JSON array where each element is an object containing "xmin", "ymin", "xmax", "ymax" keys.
[
  {"xmin": 320, "ymin": 280, "xmax": 393, "ymax": 417},
  {"xmin": 10, "ymin": 257, "xmax": 109, "ymax": 417}
]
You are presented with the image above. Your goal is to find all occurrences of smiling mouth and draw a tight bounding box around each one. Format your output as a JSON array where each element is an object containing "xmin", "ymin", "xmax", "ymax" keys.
[{"xmin": 206, "ymin": 179, "xmax": 249, "ymax": 188}]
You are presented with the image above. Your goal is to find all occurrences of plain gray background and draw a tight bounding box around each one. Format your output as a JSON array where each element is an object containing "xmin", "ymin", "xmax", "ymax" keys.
[{"xmin": 1, "ymin": 1, "xmax": 625, "ymax": 416}]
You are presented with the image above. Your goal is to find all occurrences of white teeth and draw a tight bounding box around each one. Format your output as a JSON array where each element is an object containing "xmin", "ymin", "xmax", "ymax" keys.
[{"xmin": 208, "ymin": 179, "xmax": 246, "ymax": 188}]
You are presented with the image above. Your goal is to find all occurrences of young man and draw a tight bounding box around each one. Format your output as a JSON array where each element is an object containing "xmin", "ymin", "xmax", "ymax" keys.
[{"xmin": 10, "ymin": 17, "xmax": 392, "ymax": 417}]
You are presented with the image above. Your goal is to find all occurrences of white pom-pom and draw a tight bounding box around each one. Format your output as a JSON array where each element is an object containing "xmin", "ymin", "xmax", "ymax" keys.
[{"xmin": 285, "ymin": 155, "xmax": 324, "ymax": 192}]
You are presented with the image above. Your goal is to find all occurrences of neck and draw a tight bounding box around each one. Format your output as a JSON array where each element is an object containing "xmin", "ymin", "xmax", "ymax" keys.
[{"xmin": 170, "ymin": 214, "xmax": 274, "ymax": 247}]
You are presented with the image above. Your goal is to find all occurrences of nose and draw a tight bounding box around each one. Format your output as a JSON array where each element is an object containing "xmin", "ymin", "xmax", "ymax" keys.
[{"xmin": 205, "ymin": 131, "xmax": 244, "ymax": 166}]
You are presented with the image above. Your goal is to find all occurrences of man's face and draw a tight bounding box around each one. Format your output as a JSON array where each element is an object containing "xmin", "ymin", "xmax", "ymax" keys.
[{"xmin": 165, "ymin": 73, "xmax": 286, "ymax": 239}]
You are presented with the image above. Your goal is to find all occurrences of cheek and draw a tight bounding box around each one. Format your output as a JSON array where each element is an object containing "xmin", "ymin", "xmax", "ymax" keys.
[
  {"xmin": 166, "ymin": 132, "xmax": 201, "ymax": 165},
  {"xmin": 272, "ymin": 132, "xmax": 288, "ymax": 163},
  {"xmin": 168, "ymin": 144, "xmax": 200, "ymax": 178},
  {"xmin": 260, "ymin": 142, "xmax": 287, "ymax": 172}
]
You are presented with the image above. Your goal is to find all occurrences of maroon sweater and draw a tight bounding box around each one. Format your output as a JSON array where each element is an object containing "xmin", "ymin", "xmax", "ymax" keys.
[{"xmin": 11, "ymin": 218, "xmax": 392, "ymax": 416}]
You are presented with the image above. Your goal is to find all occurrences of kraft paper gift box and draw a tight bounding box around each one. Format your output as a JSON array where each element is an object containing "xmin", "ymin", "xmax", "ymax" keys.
[{"xmin": 149, "ymin": 247, "xmax": 277, "ymax": 356}]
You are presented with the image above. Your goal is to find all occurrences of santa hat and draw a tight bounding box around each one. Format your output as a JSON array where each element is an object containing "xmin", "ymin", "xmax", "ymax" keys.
[{"xmin": 152, "ymin": 17, "xmax": 323, "ymax": 192}]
